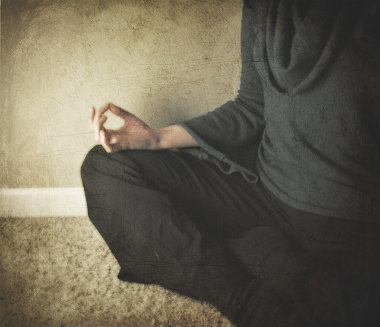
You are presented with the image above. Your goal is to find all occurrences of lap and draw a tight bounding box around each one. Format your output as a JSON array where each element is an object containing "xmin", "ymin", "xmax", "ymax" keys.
[
  {"xmin": 83, "ymin": 145, "xmax": 279, "ymax": 237},
  {"xmin": 82, "ymin": 146, "xmax": 379, "ymax": 324},
  {"xmin": 83, "ymin": 145, "xmax": 378, "ymax": 258}
]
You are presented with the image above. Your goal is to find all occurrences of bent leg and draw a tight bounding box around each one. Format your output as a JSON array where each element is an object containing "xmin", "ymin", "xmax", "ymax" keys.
[
  {"xmin": 80, "ymin": 145, "xmax": 256, "ymax": 319},
  {"xmin": 81, "ymin": 145, "xmax": 360, "ymax": 325}
]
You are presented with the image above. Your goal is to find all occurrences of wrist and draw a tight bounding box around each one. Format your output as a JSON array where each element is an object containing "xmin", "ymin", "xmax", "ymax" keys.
[
  {"xmin": 155, "ymin": 125, "xmax": 178, "ymax": 149},
  {"xmin": 143, "ymin": 129, "xmax": 159, "ymax": 150},
  {"xmin": 153, "ymin": 124, "xmax": 198, "ymax": 150},
  {"xmin": 155, "ymin": 128, "xmax": 168, "ymax": 149}
]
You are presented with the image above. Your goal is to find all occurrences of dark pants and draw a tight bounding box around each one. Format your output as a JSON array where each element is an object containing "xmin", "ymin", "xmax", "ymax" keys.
[{"xmin": 81, "ymin": 145, "xmax": 379, "ymax": 326}]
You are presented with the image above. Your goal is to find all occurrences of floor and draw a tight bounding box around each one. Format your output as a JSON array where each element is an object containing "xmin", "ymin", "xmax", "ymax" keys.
[{"xmin": 0, "ymin": 217, "xmax": 233, "ymax": 327}]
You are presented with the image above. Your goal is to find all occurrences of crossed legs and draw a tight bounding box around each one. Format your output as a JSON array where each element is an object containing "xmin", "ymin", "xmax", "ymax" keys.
[{"xmin": 81, "ymin": 145, "xmax": 377, "ymax": 325}]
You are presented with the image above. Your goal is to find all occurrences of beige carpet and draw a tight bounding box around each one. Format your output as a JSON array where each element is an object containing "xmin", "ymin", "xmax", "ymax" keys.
[{"xmin": 0, "ymin": 218, "xmax": 233, "ymax": 327}]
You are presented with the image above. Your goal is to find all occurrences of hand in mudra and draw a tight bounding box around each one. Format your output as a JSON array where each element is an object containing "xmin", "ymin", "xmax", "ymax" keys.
[{"xmin": 90, "ymin": 103, "xmax": 159, "ymax": 153}]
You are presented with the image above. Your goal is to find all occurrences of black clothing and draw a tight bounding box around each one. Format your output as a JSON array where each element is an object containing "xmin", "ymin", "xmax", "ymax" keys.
[
  {"xmin": 81, "ymin": 146, "xmax": 379, "ymax": 325},
  {"xmin": 81, "ymin": 0, "xmax": 380, "ymax": 325},
  {"xmin": 180, "ymin": 0, "xmax": 380, "ymax": 219}
]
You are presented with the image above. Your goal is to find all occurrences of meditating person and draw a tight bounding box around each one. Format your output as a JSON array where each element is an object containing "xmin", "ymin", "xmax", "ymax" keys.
[{"xmin": 81, "ymin": 0, "xmax": 379, "ymax": 325}]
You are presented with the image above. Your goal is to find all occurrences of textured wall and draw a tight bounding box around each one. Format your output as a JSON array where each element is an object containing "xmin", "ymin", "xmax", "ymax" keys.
[
  {"xmin": 1, "ymin": 0, "xmax": 242, "ymax": 188},
  {"xmin": 1, "ymin": 1, "xmax": 243, "ymax": 325}
]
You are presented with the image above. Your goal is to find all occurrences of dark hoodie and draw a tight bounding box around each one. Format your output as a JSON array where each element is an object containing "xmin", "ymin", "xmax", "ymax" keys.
[{"xmin": 179, "ymin": 0, "xmax": 379, "ymax": 220}]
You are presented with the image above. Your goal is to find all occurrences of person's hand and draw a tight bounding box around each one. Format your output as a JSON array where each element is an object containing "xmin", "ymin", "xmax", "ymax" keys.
[{"xmin": 90, "ymin": 103, "xmax": 160, "ymax": 153}]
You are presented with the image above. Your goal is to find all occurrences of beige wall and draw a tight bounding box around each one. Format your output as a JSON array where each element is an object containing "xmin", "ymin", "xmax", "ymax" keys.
[{"xmin": 1, "ymin": 0, "xmax": 242, "ymax": 188}]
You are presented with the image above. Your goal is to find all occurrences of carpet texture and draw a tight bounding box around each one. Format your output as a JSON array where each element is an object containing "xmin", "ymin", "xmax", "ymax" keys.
[{"xmin": 0, "ymin": 217, "xmax": 233, "ymax": 326}]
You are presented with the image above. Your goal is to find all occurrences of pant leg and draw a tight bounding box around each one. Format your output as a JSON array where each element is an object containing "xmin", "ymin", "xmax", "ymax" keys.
[
  {"xmin": 260, "ymin": 185, "xmax": 380, "ymax": 325},
  {"xmin": 81, "ymin": 145, "xmax": 355, "ymax": 325},
  {"xmin": 80, "ymin": 145, "xmax": 260, "ymax": 322},
  {"xmin": 273, "ymin": 199, "xmax": 379, "ymax": 305}
]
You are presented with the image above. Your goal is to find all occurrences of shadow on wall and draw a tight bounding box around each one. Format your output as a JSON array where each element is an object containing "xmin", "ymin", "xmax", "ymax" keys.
[{"xmin": 1, "ymin": 0, "xmax": 242, "ymax": 188}]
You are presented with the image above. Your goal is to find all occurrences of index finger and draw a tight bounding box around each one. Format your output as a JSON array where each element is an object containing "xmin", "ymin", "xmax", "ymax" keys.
[
  {"xmin": 109, "ymin": 103, "xmax": 131, "ymax": 119},
  {"xmin": 95, "ymin": 103, "xmax": 111, "ymax": 122}
]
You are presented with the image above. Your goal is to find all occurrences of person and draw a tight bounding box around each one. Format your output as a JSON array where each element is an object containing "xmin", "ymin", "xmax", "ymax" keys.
[{"xmin": 81, "ymin": 0, "xmax": 379, "ymax": 325}]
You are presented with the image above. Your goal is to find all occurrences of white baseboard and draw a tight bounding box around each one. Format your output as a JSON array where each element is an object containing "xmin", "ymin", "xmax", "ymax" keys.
[{"xmin": 0, "ymin": 187, "xmax": 87, "ymax": 218}]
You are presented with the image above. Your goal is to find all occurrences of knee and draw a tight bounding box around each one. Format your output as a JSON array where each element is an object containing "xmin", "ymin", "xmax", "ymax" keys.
[
  {"xmin": 80, "ymin": 145, "xmax": 105, "ymax": 181},
  {"xmin": 81, "ymin": 146, "xmax": 151, "ymax": 188}
]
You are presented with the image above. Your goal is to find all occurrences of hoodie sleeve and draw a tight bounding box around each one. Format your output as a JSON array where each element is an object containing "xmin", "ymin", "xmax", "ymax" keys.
[{"xmin": 178, "ymin": 0, "xmax": 265, "ymax": 160}]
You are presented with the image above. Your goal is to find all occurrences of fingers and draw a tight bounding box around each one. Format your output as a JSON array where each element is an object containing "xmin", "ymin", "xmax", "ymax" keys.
[
  {"xmin": 94, "ymin": 115, "xmax": 107, "ymax": 142},
  {"xmin": 96, "ymin": 102, "xmax": 111, "ymax": 118},
  {"xmin": 100, "ymin": 129, "xmax": 113, "ymax": 153},
  {"xmin": 90, "ymin": 103, "xmax": 130, "ymax": 149},
  {"xmin": 91, "ymin": 103, "xmax": 111, "ymax": 141},
  {"xmin": 100, "ymin": 130, "xmax": 124, "ymax": 153},
  {"xmin": 92, "ymin": 102, "xmax": 110, "ymax": 133}
]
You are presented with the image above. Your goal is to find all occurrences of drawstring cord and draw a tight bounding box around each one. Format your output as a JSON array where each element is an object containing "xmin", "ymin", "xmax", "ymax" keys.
[
  {"xmin": 194, "ymin": 146, "xmax": 259, "ymax": 184},
  {"xmin": 212, "ymin": 157, "xmax": 259, "ymax": 184}
]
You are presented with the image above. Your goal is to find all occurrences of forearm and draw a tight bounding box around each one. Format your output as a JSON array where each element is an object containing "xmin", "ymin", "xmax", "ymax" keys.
[{"xmin": 155, "ymin": 124, "xmax": 199, "ymax": 149}]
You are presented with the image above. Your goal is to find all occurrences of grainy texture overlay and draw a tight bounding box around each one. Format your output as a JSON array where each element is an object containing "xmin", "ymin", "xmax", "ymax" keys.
[
  {"xmin": 1, "ymin": 0, "xmax": 242, "ymax": 188},
  {"xmin": 1, "ymin": 0, "xmax": 242, "ymax": 325},
  {"xmin": 0, "ymin": 218, "xmax": 233, "ymax": 326}
]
